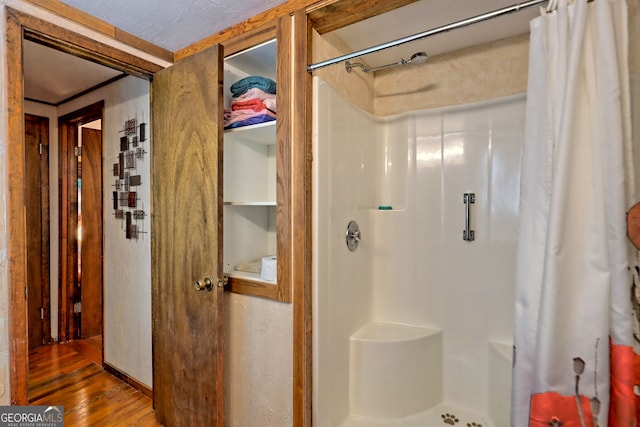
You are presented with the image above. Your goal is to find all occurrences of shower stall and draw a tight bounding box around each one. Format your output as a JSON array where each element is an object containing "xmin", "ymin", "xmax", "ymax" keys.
[{"xmin": 312, "ymin": 76, "xmax": 526, "ymax": 426}]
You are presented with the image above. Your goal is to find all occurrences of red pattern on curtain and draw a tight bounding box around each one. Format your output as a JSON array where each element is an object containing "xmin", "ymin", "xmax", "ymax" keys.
[
  {"xmin": 528, "ymin": 339, "xmax": 637, "ymax": 426},
  {"xmin": 608, "ymin": 340, "xmax": 635, "ymax": 426},
  {"xmin": 530, "ymin": 392, "xmax": 594, "ymax": 427}
]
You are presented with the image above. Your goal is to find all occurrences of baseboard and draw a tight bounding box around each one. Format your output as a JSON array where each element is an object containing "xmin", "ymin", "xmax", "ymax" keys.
[{"xmin": 103, "ymin": 362, "xmax": 153, "ymax": 398}]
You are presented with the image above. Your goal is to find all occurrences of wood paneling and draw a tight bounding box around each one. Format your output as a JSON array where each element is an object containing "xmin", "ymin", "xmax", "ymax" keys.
[
  {"xmin": 307, "ymin": 0, "xmax": 418, "ymax": 34},
  {"xmin": 29, "ymin": 338, "xmax": 159, "ymax": 426},
  {"xmin": 151, "ymin": 44, "xmax": 224, "ymax": 427},
  {"xmin": 24, "ymin": 0, "xmax": 173, "ymax": 63},
  {"xmin": 57, "ymin": 120, "xmax": 78, "ymax": 343},
  {"xmin": 291, "ymin": 10, "xmax": 314, "ymax": 427},
  {"xmin": 25, "ymin": 115, "xmax": 43, "ymax": 349},
  {"xmin": 39, "ymin": 125, "xmax": 51, "ymax": 346},
  {"xmin": 25, "ymin": 114, "xmax": 50, "ymax": 350},
  {"xmin": 80, "ymin": 128, "xmax": 103, "ymax": 338}
]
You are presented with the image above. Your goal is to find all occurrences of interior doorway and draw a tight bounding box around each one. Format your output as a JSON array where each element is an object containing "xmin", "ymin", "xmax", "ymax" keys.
[
  {"xmin": 58, "ymin": 103, "xmax": 104, "ymax": 342},
  {"xmin": 6, "ymin": 8, "xmax": 160, "ymax": 404}
]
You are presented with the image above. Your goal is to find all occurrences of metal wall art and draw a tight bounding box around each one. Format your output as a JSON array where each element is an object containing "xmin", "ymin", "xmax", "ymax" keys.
[{"xmin": 112, "ymin": 117, "xmax": 148, "ymax": 240}]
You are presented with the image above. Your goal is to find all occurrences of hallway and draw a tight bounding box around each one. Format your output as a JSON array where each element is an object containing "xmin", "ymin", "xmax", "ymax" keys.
[{"xmin": 28, "ymin": 337, "xmax": 160, "ymax": 426}]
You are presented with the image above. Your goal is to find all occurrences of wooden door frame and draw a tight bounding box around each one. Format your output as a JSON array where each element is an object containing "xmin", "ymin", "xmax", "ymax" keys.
[
  {"xmin": 5, "ymin": 7, "xmax": 161, "ymax": 405},
  {"xmin": 58, "ymin": 102, "xmax": 104, "ymax": 343}
]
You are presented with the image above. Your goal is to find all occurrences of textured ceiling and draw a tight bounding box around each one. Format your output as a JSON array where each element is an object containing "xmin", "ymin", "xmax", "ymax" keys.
[
  {"xmin": 24, "ymin": 40, "xmax": 124, "ymax": 105},
  {"xmin": 58, "ymin": 0, "xmax": 289, "ymax": 51}
]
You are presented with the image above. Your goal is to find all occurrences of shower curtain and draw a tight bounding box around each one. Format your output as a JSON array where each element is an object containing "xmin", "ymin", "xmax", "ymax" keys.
[{"xmin": 511, "ymin": 0, "xmax": 637, "ymax": 425}]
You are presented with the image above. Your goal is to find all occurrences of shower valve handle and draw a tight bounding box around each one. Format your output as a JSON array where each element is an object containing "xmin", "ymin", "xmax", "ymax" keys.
[{"xmin": 346, "ymin": 221, "xmax": 361, "ymax": 252}]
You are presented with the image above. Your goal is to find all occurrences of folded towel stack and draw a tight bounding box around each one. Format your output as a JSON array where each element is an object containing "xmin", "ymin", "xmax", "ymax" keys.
[{"xmin": 224, "ymin": 75, "xmax": 277, "ymax": 129}]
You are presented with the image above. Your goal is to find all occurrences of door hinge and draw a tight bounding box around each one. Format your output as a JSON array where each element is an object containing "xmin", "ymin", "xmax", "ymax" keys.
[
  {"xmin": 218, "ymin": 276, "xmax": 229, "ymax": 288},
  {"xmin": 74, "ymin": 146, "xmax": 82, "ymax": 157},
  {"xmin": 40, "ymin": 307, "xmax": 44, "ymax": 320},
  {"xmin": 39, "ymin": 143, "xmax": 43, "ymax": 155},
  {"xmin": 73, "ymin": 302, "xmax": 82, "ymax": 313}
]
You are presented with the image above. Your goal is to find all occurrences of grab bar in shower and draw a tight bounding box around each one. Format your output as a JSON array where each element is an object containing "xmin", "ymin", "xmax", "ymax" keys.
[{"xmin": 463, "ymin": 193, "xmax": 475, "ymax": 242}]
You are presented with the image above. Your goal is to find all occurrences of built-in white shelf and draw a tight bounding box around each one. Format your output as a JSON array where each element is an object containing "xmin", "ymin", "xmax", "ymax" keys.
[
  {"xmin": 225, "ymin": 270, "xmax": 277, "ymax": 285},
  {"xmin": 225, "ymin": 120, "xmax": 276, "ymax": 146},
  {"xmin": 223, "ymin": 37, "xmax": 278, "ymax": 288},
  {"xmin": 224, "ymin": 201, "xmax": 276, "ymax": 206}
]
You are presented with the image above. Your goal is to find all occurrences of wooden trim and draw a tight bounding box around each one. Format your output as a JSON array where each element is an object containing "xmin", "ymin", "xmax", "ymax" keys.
[
  {"xmin": 291, "ymin": 9, "xmax": 313, "ymax": 427},
  {"xmin": 23, "ymin": 0, "xmax": 173, "ymax": 63},
  {"xmin": 227, "ymin": 279, "xmax": 279, "ymax": 300},
  {"xmin": 222, "ymin": 23, "xmax": 276, "ymax": 57},
  {"xmin": 221, "ymin": 18, "xmax": 292, "ymax": 304},
  {"xmin": 307, "ymin": 0, "xmax": 419, "ymax": 34},
  {"xmin": 27, "ymin": 74, "xmax": 128, "ymax": 107},
  {"xmin": 7, "ymin": 7, "xmax": 163, "ymax": 79},
  {"xmin": 276, "ymin": 14, "xmax": 293, "ymax": 304},
  {"xmin": 7, "ymin": 10, "xmax": 29, "ymax": 406},
  {"xmin": 175, "ymin": 0, "xmax": 326, "ymax": 61},
  {"xmin": 103, "ymin": 362, "xmax": 153, "ymax": 399},
  {"xmin": 58, "ymin": 100, "xmax": 105, "ymax": 125}
]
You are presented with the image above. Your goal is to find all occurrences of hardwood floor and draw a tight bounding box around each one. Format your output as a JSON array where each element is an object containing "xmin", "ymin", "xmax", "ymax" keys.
[{"xmin": 28, "ymin": 336, "xmax": 161, "ymax": 426}]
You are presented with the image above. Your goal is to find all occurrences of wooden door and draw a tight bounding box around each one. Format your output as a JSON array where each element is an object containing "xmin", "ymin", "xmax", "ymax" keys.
[
  {"xmin": 151, "ymin": 44, "xmax": 224, "ymax": 426},
  {"xmin": 25, "ymin": 114, "xmax": 50, "ymax": 349},
  {"xmin": 80, "ymin": 127, "xmax": 103, "ymax": 338}
]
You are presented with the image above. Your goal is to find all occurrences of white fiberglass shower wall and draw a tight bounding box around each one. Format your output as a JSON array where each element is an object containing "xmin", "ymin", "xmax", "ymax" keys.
[{"xmin": 313, "ymin": 77, "xmax": 526, "ymax": 427}]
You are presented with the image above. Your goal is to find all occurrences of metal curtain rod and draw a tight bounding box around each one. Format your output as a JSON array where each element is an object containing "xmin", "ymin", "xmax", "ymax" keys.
[{"xmin": 307, "ymin": 0, "xmax": 547, "ymax": 72}]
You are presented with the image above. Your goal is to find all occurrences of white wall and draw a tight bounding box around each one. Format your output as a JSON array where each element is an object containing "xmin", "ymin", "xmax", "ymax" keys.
[
  {"xmin": 313, "ymin": 77, "xmax": 525, "ymax": 424},
  {"xmin": 224, "ymin": 294, "xmax": 293, "ymax": 426},
  {"xmin": 56, "ymin": 75, "xmax": 153, "ymax": 386}
]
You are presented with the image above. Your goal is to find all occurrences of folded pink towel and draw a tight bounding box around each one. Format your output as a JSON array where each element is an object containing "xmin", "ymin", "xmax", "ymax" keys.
[
  {"xmin": 233, "ymin": 87, "xmax": 277, "ymax": 112},
  {"xmin": 232, "ymin": 99, "xmax": 270, "ymax": 112}
]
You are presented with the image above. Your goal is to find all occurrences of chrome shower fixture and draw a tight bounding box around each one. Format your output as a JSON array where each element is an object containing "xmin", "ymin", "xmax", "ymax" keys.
[{"xmin": 345, "ymin": 51, "xmax": 428, "ymax": 74}]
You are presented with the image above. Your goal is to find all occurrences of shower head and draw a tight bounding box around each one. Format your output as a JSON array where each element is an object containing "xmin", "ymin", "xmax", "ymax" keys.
[
  {"xmin": 406, "ymin": 51, "xmax": 428, "ymax": 64},
  {"xmin": 345, "ymin": 51, "xmax": 428, "ymax": 74}
]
